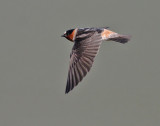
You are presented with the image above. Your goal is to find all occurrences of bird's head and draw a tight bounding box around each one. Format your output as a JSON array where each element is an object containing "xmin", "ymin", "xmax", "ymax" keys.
[{"xmin": 61, "ymin": 29, "xmax": 76, "ymax": 42}]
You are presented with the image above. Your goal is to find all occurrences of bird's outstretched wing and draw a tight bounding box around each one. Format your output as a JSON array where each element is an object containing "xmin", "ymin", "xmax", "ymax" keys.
[{"xmin": 65, "ymin": 31, "xmax": 102, "ymax": 93}]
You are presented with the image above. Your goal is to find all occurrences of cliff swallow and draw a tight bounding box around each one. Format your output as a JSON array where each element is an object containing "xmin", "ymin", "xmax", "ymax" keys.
[{"xmin": 61, "ymin": 27, "xmax": 131, "ymax": 93}]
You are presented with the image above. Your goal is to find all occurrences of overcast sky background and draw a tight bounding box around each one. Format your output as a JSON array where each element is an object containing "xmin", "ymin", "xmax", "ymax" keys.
[{"xmin": 0, "ymin": 0, "xmax": 160, "ymax": 126}]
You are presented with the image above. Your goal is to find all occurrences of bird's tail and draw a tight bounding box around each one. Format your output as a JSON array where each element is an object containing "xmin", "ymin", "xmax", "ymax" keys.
[{"xmin": 109, "ymin": 34, "xmax": 131, "ymax": 44}]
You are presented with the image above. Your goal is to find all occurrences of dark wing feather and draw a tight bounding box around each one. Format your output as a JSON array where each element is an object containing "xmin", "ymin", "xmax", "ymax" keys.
[{"xmin": 65, "ymin": 31, "xmax": 102, "ymax": 93}]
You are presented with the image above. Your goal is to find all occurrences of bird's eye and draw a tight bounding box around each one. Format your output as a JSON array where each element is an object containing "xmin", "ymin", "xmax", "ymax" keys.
[{"xmin": 67, "ymin": 29, "xmax": 74, "ymax": 35}]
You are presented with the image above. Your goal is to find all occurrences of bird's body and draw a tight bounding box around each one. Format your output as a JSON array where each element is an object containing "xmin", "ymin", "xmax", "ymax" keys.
[{"xmin": 61, "ymin": 27, "xmax": 131, "ymax": 93}]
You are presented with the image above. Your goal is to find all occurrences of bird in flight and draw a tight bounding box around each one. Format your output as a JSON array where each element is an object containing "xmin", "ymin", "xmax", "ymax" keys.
[{"xmin": 61, "ymin": 27, "xmax": 131, "ymax": 93}]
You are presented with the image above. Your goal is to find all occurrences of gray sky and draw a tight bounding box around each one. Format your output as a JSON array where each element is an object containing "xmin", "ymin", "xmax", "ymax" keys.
[{"xmin": 0, "ymin": 0, "xmax": 160, "ymax": 126}]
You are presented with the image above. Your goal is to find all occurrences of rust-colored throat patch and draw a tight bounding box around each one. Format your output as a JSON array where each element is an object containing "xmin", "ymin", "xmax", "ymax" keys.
[{"xmin": 66, "ymin": 29, "xmax": 77, "ymax": 42}]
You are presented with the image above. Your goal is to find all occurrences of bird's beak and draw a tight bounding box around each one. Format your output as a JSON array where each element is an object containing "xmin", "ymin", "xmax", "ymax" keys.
[{"xmin": 61, "ymin": 34, "xmax": 65, "ymax": 37}]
